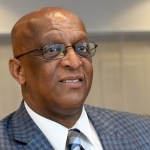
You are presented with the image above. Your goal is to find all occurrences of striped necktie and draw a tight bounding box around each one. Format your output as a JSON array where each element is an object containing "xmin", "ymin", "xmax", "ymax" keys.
[{"xmin": 67, "ymin": 128, "xmax": 85, "ymax": 150}]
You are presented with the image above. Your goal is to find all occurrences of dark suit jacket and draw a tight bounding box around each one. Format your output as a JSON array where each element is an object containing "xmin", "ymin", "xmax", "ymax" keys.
[{"xmin": 0, "ymin": 101, "xmax": 150, "ymax": 150}]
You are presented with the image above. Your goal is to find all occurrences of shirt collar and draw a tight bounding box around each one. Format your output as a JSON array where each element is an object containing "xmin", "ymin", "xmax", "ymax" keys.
[
  {"xmin": 71, "ymin": 106, "xmax": 96, "ymax": 146},
  {"xmin": 24, "ymin": 102, "xmax": 68, "ymax": 150},
  {"xmin": 24, "ymin": 102, "xmax": 94, "ymax": 149}
]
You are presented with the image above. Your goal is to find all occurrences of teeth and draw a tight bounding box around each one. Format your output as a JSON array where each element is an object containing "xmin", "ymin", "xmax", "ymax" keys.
[{"xmin": 62, "ymin": 79, "xmax": 79, "ymax": 83}]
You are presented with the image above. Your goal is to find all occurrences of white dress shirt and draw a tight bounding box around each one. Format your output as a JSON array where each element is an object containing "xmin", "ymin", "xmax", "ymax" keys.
[{"xmin": 25, "ymin": 102, "xmax": 103, "ymax": 150}]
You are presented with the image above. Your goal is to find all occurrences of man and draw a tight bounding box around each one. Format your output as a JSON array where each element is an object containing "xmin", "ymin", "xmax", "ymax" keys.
[{"xmin": 0, "ymin": 7, "xmax": 150, "ymax": 150}]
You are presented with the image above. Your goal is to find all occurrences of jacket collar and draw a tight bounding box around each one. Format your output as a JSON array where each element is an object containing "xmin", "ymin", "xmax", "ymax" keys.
[
  {"xmin": 12, "ymin": 101, "xmax": 54, "ymax": 149},
  {"xmin": 11, "ymin": 102, "xmax": 136, "ymax": 149},
  {"xmin": 85, "ymin": 105, "xmax": 136, "ymax": 149}
]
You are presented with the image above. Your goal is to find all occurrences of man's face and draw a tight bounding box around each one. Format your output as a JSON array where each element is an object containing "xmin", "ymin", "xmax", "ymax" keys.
[{"xmin": 21, "ymin": 12, "xmax": 93, "ymax": 120}]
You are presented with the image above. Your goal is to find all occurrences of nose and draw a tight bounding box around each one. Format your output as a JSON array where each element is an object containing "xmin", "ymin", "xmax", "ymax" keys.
[{"xmin": 60, "ymin": 47, "xmax": 82, "ymax": 69}]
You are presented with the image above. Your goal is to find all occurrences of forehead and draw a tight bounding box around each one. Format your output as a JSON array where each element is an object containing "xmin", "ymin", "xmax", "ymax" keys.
[
  {"xmin": 11, "ymin": 8, "xmax": 87, "ymax": 56},
  {"xmin": 36, "ymin": 14, "xmax": 87, "ymax": 45}
]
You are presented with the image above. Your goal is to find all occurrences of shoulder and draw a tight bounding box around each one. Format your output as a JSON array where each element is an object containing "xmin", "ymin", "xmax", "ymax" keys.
[
  {"xmin": 0, "ymin": 112, "xmax": 15, "ymax": 134},
  {"xmin": 84, "ymin": 105, "xmax": 150, "ymax": 147},
  {"xmin": 85, "ymin": 104, "xmax": 150, "ymax": 120},
  {"xmin": 85, "ymin": 105, "xmax": 150, "ymax": 135},
  {"xmin": 0, "ymin": 112, "xmax": 16, "ymax": 149}
]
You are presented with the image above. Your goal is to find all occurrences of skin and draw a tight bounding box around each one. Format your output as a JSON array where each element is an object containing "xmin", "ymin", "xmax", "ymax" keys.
[{"xmin": 9, "ymin": 7, "xmax": 93, "ymax": 128}]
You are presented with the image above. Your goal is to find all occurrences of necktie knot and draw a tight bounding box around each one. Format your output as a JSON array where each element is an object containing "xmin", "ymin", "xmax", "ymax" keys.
[{"xmin": 67, "ymin": 128, "xmax": 85, "ymax": 150}]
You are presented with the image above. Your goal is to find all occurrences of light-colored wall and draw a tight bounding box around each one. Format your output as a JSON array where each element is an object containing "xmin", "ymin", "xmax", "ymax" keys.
[
  {"xmin": 87, "ymin": 36, "xmax": 150, "ymax": 115},
  {"xmin": 1, "ymin": 0, "xmax": 150, "ymax": 33},
  {"xmin": 1, "ymin": 0, "xmax": 150, "ymax": 118},
  {"xmin": 0, "ymin": 37, "xmax": 22, "ymax": 118},
  {"xmin": 1, "ymin": 35, "xmax": 150, "ymax": 119}
]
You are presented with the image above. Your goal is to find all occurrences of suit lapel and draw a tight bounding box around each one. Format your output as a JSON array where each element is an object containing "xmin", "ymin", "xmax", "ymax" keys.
[
  {"xmin": 11, "ymin": 102, "xmax": 140, "ymax": 149},
  {"xmin": 85, "ymin": 105, "xmax": 136, "ymax": 150},
  {"xmin": 12, "ymin": 101, "xmax": 54, "ymax": 150},
  {"xmin": 24, "ymin": 128, "xmax": 54, "ymax": 150}
]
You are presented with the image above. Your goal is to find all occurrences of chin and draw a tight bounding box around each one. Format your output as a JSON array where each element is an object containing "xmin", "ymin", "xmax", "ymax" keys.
[{"xmin": 66, "ymin": 99, "xmax": 85, "ymax": 110}]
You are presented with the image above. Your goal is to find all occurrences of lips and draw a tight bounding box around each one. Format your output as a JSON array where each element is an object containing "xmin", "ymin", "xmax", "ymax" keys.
[
  {"xmin": 62, "ymin": 79, "xmax": 80, "ymax": 83},
  {"xmin": 59, "ymin": 76, "xmax": 83, "ymax": 83}
]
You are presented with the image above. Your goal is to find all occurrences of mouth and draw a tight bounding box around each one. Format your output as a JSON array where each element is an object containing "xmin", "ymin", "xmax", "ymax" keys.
[
  {"xmin": 62, "ymin": 79, "xmax": 81, "ymax": 83},
  {"xmin": 59, "ymin": 76, "xmax": 84, "ymax": 87}
]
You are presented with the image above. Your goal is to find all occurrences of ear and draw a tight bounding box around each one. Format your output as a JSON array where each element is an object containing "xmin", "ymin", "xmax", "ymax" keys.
[{"xmin": 9, "ymin": 58, "xmax": 26, "ymax": 85}]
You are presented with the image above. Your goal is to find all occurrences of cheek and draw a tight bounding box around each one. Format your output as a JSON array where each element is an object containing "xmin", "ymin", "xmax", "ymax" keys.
[
  {"xmin": 24, "ymin": 59, "xmax": 52, "ymax": 85},
  {"xmin": 24, "ymin": 60, "xmax": 59, "ymax": 99},
  {"xmin": 26, "ymin": 59, "xmax": 54, "ymax": 75},
  {"xmin": 85, "ymin": 59, "xmax": 93, "ymax": 76},
  {"xmin": 83, "ymin": 59, "xmax": 93, "ymax": 86}
]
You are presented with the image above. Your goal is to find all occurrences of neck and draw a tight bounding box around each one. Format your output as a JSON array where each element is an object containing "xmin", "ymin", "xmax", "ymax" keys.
[
  {"xmin": 43, "ymin": 107, "xmax": 83, "ymax": 128},
  {"xmin": 25, "ymin": 101, "xmax": 83, "ymax": 128}
]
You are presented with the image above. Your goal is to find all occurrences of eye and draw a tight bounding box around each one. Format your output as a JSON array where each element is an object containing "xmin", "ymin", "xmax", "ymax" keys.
[
  {"xmin": 75, "ymin": 42, "xmax": 90, "ymax": 53},
  {"xmin": 42, "ymin": 43, "xmax": 66, "ymax": 59},
  {"xmin": 43, "ymin": 44, "xmax": 62, "ymax": 53},
  {"xmin": 77, "ymin": 46, "xmax": 87, "ymax": 52}
]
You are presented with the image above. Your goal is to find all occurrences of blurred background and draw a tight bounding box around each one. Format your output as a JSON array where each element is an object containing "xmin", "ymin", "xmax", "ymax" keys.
[{"xmin": 1, "ymin": 0, "xmax": 150, "ymax": 119}]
